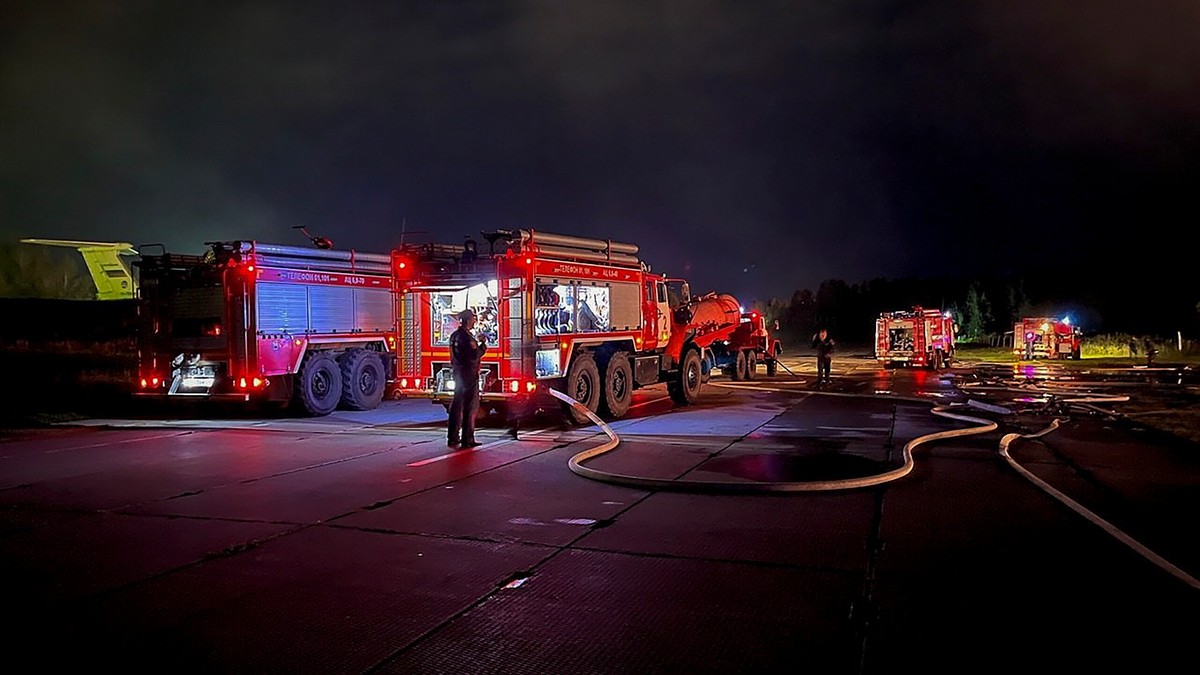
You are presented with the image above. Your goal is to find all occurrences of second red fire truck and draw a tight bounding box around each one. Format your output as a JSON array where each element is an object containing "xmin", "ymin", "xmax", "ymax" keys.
[
  {"xmin": 391, "ymin": 229, "xmax": 749, "ymax": 423},
  {"xmin": 874, "ymin": 306, "xmax": 957, "ymax": 369}
]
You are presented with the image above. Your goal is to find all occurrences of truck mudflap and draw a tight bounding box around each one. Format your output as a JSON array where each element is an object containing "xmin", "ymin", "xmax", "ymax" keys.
[{"xmin": 133, "ymin": 390, "xmax": 255, "ymax": 402}]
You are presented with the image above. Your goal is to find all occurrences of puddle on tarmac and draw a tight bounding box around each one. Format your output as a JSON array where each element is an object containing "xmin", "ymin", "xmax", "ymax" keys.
[{"xmin": 703, "ymin": 451, "xmax": 890, "ymax": 482}]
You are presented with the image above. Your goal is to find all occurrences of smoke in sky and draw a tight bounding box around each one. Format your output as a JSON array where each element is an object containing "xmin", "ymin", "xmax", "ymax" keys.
[{"xmin": 2, "ymin": 1, "xmax": 1196, "ymax": 305}]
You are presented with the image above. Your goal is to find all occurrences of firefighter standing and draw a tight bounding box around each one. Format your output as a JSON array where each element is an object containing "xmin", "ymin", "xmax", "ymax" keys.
[
  {"xmin": 448, "ymin": 308, "xmax": 487, "ymax": 447},
  {"xmin": 812, "ymin": 328, "xmax": 835, "ymax": 384}
]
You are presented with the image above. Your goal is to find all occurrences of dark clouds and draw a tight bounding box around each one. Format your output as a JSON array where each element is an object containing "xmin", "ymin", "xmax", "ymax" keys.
[{"xmin": 2, "ymin": 1, "xmax": 1197, "ymax": 306}]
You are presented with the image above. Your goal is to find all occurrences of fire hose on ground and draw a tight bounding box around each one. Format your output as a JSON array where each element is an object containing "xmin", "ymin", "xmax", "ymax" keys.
[
  {"xmin": 549, "ymin": 385, "xmax": 998, "ymax": 494},
  {"xmin": 549, "ymin": 380, "xmax": 1200, "ymax": 589}
]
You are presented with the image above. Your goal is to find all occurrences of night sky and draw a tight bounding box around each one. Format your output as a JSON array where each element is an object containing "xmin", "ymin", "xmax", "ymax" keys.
[{"xmin": 2, "ymin": 1, "xmax": 1196, "ymax": 307}]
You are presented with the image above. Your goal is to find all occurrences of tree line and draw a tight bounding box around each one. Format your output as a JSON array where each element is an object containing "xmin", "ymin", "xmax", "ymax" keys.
[{"xmin": 755, "ymin": 274, "xmax": 1200, "ymax": 346}]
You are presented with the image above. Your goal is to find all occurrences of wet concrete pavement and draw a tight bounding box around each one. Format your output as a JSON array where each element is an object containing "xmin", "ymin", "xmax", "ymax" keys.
[{"xmin": 1, "ymin": 353, "xmax": 1196, "ymax": 674}]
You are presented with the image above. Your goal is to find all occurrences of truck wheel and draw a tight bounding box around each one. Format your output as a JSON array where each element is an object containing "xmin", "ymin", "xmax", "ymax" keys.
[
  {"xmin": 766, "ymin": 358, "xmax": 778, "ymax": 376},
  {"xmin": 339, "ymin": 349, "xmax": 386, "ymax": 411},
  {"xmin": 297, "ymin": 352, "xmax": 343, "ymax": 416},
  {"xmin": 563, "ymin": 353, "xmax": 601, "ymax": 425},
  {"xmin": 732, "ymin": 350, "xmax": 746, "ymax": 381},
  {"xmin": 745, "ymin": 350, "xmax": 757, "ymax": 380},
  {"xmin": 599, "ymin": 353, "xmax": 633, "ymax": 419},
  {"xmin": 669, "ymin": 349, "xmax": 703, "ymax": 406}
]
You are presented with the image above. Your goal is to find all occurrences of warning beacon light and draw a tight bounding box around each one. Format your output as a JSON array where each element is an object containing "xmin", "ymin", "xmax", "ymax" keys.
[{"xmin": 392, "ymin": 251, "xmax": 416, "ymax": 282}]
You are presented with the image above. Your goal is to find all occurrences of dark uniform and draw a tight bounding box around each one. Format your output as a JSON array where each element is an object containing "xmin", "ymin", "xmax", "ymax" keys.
[
  {"xmin": 448, "ymin": 309, "xmax": 487, "ymax": 447},
  {"xmin": 812, "ymin": 329, "xmax": 835, "ymax": 384}
]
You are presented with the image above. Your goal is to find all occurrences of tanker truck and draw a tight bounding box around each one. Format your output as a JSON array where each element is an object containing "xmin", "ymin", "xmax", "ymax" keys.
[{"xmin": 686, "ymin": 293, "xmax": 784, "ymax": 379}]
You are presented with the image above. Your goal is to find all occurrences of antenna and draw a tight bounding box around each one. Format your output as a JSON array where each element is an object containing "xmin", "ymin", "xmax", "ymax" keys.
[{"xmin": 395, "ymin": 219, "xmax": 430, "ymax": 249}]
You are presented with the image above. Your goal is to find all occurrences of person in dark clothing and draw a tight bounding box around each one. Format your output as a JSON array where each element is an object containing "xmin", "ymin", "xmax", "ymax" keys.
[
  {"xmin": 1143, "ymin": 337, "xmax": 1158, "ymax": 367},
  {"xmin": 448, "ymin": 308, "xmax": 488, "ymax": 447},
  {"xmin": 812, "ymin": 328, "xmax": 835, "ymax": 384}
]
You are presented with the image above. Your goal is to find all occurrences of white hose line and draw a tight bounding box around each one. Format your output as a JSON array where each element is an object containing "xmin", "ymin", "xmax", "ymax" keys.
[
  {"xmin": 999, "ymin": 423, "xmax": 1200, "ymax": 590},
  {"xmin": 551, "ymin": 387, "xmax": 998, "ymax": 494}
]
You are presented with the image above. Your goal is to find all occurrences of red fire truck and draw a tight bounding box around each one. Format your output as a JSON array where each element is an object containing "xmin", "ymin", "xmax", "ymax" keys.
[
  {"xmin": 874, "ymin": 306, "xmax": 956, "ymax": 369},
  {"xmin": 133, "ymin": 240, "xmax": 397, "ymax": 415},
  {"xmin": 1013, "ymin": 317, "xmax": 1082, "ymax": 360},
  {"xmin": 391, "ymin": 230, "xmax": 738, "ymax": 424}
]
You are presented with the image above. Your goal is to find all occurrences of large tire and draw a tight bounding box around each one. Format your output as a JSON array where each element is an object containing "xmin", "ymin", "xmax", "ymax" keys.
[
  {"xmin": 563, "ymin": 353, "xmax": 601, "ymax": 425},
  {"xmin": 339, "ymin": 349, "xmax": 386, "ymax": 411},
  {"xmin": 766, "ymin": 358, "xmax": 778, "ymax": 376},
  {"xmin": 745, "ymin": 350, "xmax": 757, "ymax": 380},
  {"xmin": 668, "ymin": 349, "xmax": 703, "ymax": 406},
  {"xmin": 599, "ymin": 352, "xmax": 633, "ymax": 420},
  {"xmin": 732, "ymin": 350, "xmax": 746, "ymax": 381},
  {"xmin": 296, "ymin": 352, "xmax": 343, "ymax": 416}
]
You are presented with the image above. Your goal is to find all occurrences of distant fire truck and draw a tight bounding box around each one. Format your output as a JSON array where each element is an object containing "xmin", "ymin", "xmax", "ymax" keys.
[
  {"xmin": 391, "ymin": 230, "xmax": 745, "ymax": 423},
  {"xmin": 133, "ymin": 241, "xmax": 397, "ymax": 415},
  {"xmin": 874, "ymin": 306, "xmax": 956, "ymax": 369},
  {"xmin": 1013, "ymin": 317, "xmax": 1082, "ymax": 360}
]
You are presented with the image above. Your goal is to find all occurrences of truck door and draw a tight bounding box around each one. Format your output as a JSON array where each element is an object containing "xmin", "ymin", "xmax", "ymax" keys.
[
  {"xmin": 642, "ymin": 279, "xmax": 670, "ymax": 348},
  {"xmin": 655, "ymin": 280, "xmax": 673, "ymax": 345}
]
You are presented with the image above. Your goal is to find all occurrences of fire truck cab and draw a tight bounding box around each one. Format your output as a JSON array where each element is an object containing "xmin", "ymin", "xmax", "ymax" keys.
[
  {"xmin": 133, "ymin": 241, "xmax": 397, "ymax": 415},
  {"xmin": 874, "ymin": 306, "xmax": 956, "ymax": 369},
  {"xmin": 1014, "ymin": 317, "xmax": 1082, "ymax": 360},
  {"xmin": 391, "ymin": 230, "xmax": 705, "ymax": 424}
]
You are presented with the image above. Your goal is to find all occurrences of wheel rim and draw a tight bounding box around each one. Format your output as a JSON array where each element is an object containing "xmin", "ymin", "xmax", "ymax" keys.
[
  {"xmin": 313, "ymin": 368, "xmax": 331, "ymax": 398},
  {"xmin": 575, "ymin": 372, "xmax": 593, "ymax": 403},
  {"xmin": 613, "ymin": 368, "xmax": 627, "ymax": 400},
  {"xmin": 358, "ymin": 367, "xmax": 377, "ymax": 394}
]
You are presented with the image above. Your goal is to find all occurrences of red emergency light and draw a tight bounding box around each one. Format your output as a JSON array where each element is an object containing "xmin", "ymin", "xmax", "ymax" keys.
[{"xmin": 392, "ymin": 252, "xmax": 415, "ymax": 280}]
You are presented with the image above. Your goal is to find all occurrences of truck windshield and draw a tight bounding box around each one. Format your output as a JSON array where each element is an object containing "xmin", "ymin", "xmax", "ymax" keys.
[{"xmin": 665, "ymin": 279, "xmax": 690, "ymax": 308}]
